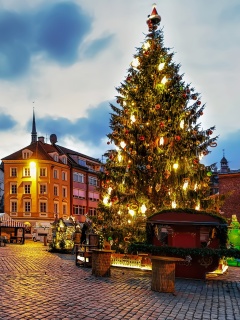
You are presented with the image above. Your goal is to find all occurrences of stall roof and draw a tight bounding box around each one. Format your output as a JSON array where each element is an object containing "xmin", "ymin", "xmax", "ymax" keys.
[{"xmin": 0, "ymin": 213, "xmax": 25, "ymax": 228}]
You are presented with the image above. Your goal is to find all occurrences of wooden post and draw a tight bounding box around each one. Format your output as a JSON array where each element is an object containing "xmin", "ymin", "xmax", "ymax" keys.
[{"xmin": 151, "ymin": 256, "xmax": 184, "ymax": 293}]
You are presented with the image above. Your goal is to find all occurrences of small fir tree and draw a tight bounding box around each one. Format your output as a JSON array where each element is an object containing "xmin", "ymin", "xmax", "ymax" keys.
[{"xmin": 96, "ymin": 5, "xmax": 218, "ymax": 244}]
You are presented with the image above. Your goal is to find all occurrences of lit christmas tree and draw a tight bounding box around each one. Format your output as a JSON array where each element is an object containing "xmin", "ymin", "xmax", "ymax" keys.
[{"xmin": 96, "ymin": 5, "xmax": 218, "ymax": 245}]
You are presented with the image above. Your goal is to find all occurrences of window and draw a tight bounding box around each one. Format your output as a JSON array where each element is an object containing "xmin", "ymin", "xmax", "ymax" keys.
[
  {"xmin": 54, "ymin": 203, "xmax": 58, "ymax": 214},
  {"xmin": 24, "ymin": 184, "xmax": 31, "ymax": 194},
  {"xmin": 73, "ymin": 172, "xmax": 84, "ymax": 183},
  {"xmin": 62, "ymin": 171, "xmax": 67, "ymax": 181},
  {"xmin": 78, "ymin": 159, "xmax": 86, "ymax": 166},
  {"xmin": 24, "ymin": 201, "xmax": 31, "ymax": 212},
  {"xmin": 10, "ymin": 201, "xmax": 17, "ymax": 212},
  {"xmin": 53, "ymin": 154, "xmax": 59, "ymax": 162},
  {"xmin": 62, "ymin": 187, "xmax": 67, "ymax": 198},
  {"xmin": 62, "ymin": 156, "xmax": 67, "ymax": 164},
  {"xmin": 73, "ymin": 189, "xmax": 85, "ymax": 199},
  {"xmin": 23, "ymin": 167, "xmax": 30, "ymax": 177},
  {"xmin": 89, "ymin": 192, "xmax": 99, "ymax": 201},
  {"xmin": 11, "ymin": 168, "xmax": 17, "ymax": 177},
  {"xmin": 73, "ymin": 205, "xmax": 85, "ymax": 215},
  {"xmin": 40, "ymin": 168, "xmax": 47, "ymax": 177},
  {"xmin": 23, "ymin": 152, "xmax": 30, "ymax": 159},
  {"xmin": 11, "ymin": 183, "xmax": 17, "ymax": 194},
  {"xmin": 89, "ymin": 176, "xmax": 97, "ymax": 186},
  {"xmin": 53, "ymin": 169, "xmax": 59, "ymax": 179},
  {"xmin": 89, "ymin": 208, "xmax": 97, "ymax": 216},
  {"xmin": 40, "ymin": 184, "xmax": 47, "ymax": 194},
  {"xmin": 63, "ymin": 204, "xmax": 67, "ymax": 215},
  {"xmin": 40, "ymin": 202, "xmax": 47, "ymax": 213},
  {"xmin": 53, "ymin": 185, "xmax": 59, "ymax": 196}
]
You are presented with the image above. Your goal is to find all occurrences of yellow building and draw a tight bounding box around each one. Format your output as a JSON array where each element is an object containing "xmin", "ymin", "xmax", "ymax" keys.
[{"xmin": 1, "ymin": 111, "xmax": 102, "ymax": 236}]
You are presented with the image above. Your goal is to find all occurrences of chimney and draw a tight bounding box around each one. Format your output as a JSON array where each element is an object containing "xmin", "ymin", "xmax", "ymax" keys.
[{"xmin": 38, "ymin": 136, "xmax": 45, "ymax": 143}]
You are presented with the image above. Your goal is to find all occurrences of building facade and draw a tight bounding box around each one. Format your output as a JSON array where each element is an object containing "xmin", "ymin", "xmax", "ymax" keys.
[{"xmin": 1, "ymin": 111, "xmax": 102, "ymax": 234}]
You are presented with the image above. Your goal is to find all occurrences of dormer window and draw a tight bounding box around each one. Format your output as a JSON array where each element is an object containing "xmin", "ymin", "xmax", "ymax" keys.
[
  {"xmin": 54, "ymin": 154, "xmax": 59, "ymax": 162},
  {"xmin": 78, "ymin": 159, "xmax": 86, "ymax": 166},
  {"xmin": 60, "ymin": 155, "xmax": 67, "ymax": 164},
  {"xmin": 22, "ymin": 149, "xmax": 33, "ymax": 159}
]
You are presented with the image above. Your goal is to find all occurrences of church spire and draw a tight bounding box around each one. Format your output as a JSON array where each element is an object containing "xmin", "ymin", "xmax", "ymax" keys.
[{"xmin": 31, "ymin": 107, "xmax": 37, "ymax": 144}]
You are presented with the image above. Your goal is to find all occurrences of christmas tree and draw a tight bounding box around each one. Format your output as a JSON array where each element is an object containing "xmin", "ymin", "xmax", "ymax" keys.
[{"xmin": 96, "ymin": 5, "xmax": 218, "ymax": 245}]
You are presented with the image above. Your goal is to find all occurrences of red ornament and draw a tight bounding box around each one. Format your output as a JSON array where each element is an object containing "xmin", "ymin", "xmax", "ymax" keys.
[
  {"xmin": 206, "ymin": 130, "xmax": 213, "ymax": 135},
  {"xmin": 193, "ymin": 158, "xmax": 199, "ymax": 165},
  {"xmin": 159, "ymin": 121, "xmax": 165, "ymax": 128},
  {"xmin": 192, "ymin": 95, "xmax": 197, "ymax": 100},
  {"xmin": 175, "ymin": 135, "xmax": 181, "ymax": 141},
  {"xmin": 183, "ymin": 93, "xmax": 187, "ymax": 98},
  {"xmin": 107, "ymin": 141, "xmax": 110, "ymax": 145},
  {"xmin": 155, "ymin": 104, "xmax": 161, "ymax": 110},
  {"xmin": 125, "ymin": 129, "xmax": 129, "ymax": 135},
  {"xmin": 139, "ymin": 135, "xmax": 145, "ymax": 141},
  {"xmin": 197, "ymin": 101, "xmax": 201, "ymax": 105}
]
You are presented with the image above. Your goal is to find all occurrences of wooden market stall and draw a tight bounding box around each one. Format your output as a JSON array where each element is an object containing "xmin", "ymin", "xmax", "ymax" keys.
[
  {"xmin": 147, "ymin": 209, "xmax": 228, "ymax": 280},
  {"xmin": 0, "ymin": 213, "xmax": 25, "ymax": 244}
]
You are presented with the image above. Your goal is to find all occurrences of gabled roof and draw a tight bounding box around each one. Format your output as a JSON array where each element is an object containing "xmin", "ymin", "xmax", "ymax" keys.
[{"xmin": 1, "ymin": 141, "xmax": 56, "ymax": 162}]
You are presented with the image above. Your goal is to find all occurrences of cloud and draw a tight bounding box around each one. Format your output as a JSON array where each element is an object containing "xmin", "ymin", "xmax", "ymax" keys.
[
  {"xmin": 0, "ymin": 110, "xmax": 17, "ymax": 130},
  {"xmin": 35, "ymin": 2, "xmax": 92, "ymax": 65},
  {"xmin": 82, "ymin": 34, "xmax": 115, "ymax": 59},
  {"xmin": 27, "ymin": 100, "xmax": 111, "ymax": 147},
  {"xmin": 0, "ymin": 2, "xmax": 93, "ymax": 79}
]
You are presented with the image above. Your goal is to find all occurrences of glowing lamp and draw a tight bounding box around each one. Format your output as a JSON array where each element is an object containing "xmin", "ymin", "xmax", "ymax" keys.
[
  {"xmin": 161, "ymin": 76, "xmax": 167, "ymax": 84},
  {"xmin": 173, "ymin": 163, "xmax": 179, "ymax": 170},
  {"xmin": 120, "ymin": 141, "xmax": 126, "ymax": 148},
  {"xmin": 129, "ymin": 209, "xmax": 135, "ymax": 217},
  {"xmin": 158, "ymin": 62, "xmax": 165, "ymax": 71},
  {"xmin": 131, "ymin": 58, "xmax": 139, "ymax": 68},
  {"xmin": 140, "ymin": 204, "xmax": 147, "ymax": 214},
  {"xmin": 130, "ymin": 114, "xmax": 136, "ymax": 123},
  {"xmin": 180, "ymin": 120, "xmax": 184, "ymax": 129},
  {"xmin": 172, "ymin": 201, "xmax": 177, "ymax": 209},
  {"xmin": 143, "ymin": 42, "xmax": 150, "ymax": 50}
]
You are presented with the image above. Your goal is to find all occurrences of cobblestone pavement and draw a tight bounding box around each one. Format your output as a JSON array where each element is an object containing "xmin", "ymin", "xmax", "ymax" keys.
[{"xmin": 0, "ymin": 241, "xmax": 240, "ymax": 320}]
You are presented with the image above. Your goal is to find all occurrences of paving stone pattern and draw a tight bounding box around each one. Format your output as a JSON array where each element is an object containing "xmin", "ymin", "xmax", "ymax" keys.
[{"xmin": 0, "ymin": 241, "xmax": 240, "ymax": 320}]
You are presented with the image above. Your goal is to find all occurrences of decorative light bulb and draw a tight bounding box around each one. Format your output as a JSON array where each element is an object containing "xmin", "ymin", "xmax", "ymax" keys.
[
  {"xmin": 159, "ymin": 137, "xmax": 164, "ymax": 145},
  {"xmin": 158, "ymin": 62, "xmax": 165, "ymax": 71},
  {"xmin": 183, "ymin": 181, "xmax": 188, "ymax": 190},
  {"xmin": 195, "ymin": 204, "xmax": 200, "ymax": 211},
  {"xmin": 143, "ymin": 42, "xmax": 150, "ymax": 50},
  {"xmin": 161, "ymin": 76, "xmax": 167, "ymax": 84},
  {"xmin": 172, "ymin": 201, "xmax": 177, "ymax": 208},
  {"xmin": 180, "ymin": 120, "xmax": 184, "ymax": 129},
  {"xmin": 107, "ymin": 187, "xmax": 112, "ymax": 195},
  {"xmin": 129, "ymin": 209, "xmax": 135, "ymax": 217},
  {"xmin": 140, "ymin": 204, "xmax": 147, "ymax": 214},
  {"xmin": 131, "ymin": 58, "xmax": 139, "ymax": 68},
  {"xmin": 120, "ymin": 141, "xmax": 126, "ymax": 148},
  {"xmin": 173, "ymin": 163, "xmax": 178, "ymax": 170},
  {"xmin": 118, "ymin": 153, "xmax": 122, "ymax": 162},
  {"xmin": 103, "ymin": 196, "xmax": 109, "ymax": 205},
  {"xmin": 130, "ymin": 114, "xmax": 136, "ymax": 123}
]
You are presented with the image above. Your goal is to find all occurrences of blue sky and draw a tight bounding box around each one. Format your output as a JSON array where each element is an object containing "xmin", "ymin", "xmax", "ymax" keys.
[{"xmin": 0, "ymin": 0, "xmax": 240, "ymax": 169}]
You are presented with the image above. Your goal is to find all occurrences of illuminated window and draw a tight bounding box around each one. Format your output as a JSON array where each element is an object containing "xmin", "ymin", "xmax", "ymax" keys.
[{"xmin": 23, "ymin": 168, "xmax": 30, "ymax": 177}]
